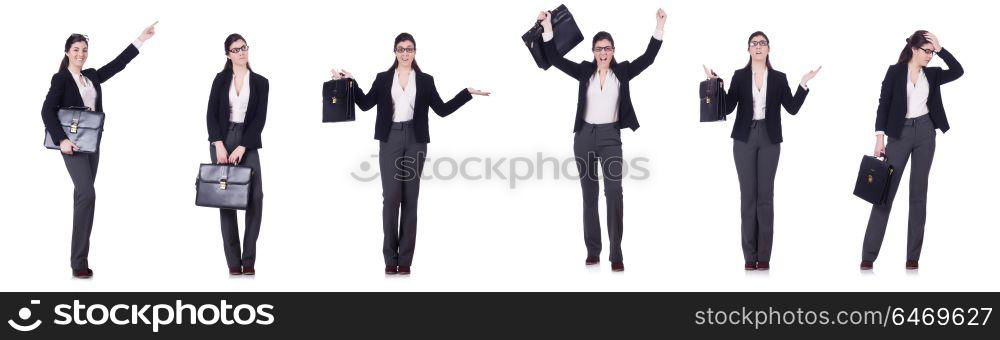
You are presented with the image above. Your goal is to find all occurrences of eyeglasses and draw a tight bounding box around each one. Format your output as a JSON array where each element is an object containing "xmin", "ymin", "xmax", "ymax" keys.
[
  {"xmin": 749, "ymin": 40, "xmax": 769, "ymax": 47},
  {"xmin": 228, "ymin": 45, "xmax": 249, "ymax": 54},
  {"xmin": 394, "ymin": 47, "xmax": 416, "ymax": 54},
  {"xmin": 918, "ymin": 47, "xmax": 936, "ymax": 56},
  {"xmin": 593, "ymin": 46, "xmax": 615, "ymax": 53}
]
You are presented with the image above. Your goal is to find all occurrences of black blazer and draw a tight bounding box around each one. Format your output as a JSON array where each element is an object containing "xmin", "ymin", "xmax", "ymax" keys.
[
  {"xmin": 543, "ymin": 36, "xmax": 662, "ymax": 133},
  {"xmin": 723, "ymin": 67, "xmax": 809, "ymax": 144},
  {"xmin": 351, "ymin": 69, "xmax": 473, "ymax": 143},
  {"xmin": 875, "ymin": 48, "xmax": 963, "ymax": 139},
  {"xmin": 41, "ymin": 44, "xmax": 139, "ymax": 144},
  {"xmin": 206, "ymin": 70, "xmax": 269, "ymax": 149}
]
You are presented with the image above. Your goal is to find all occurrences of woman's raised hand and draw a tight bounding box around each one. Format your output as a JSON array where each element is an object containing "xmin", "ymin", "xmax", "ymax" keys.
[
  {"xmin": 656, "ymin": 8, "xmax": 667, "ymax": 30},
  {"xmin": 801, "ymin": 66, "xmax": 822, "ymax": 87},
  {"xmin": 138, "ymin": 21, "xmax": 157, "ymax": 42},
  {"xmin": 924, "ymin": 32, "xmax": 941, "ymax": 52},
  {"xmin": 538, "ymin": 11, "xmax": 553, "ymax": 33},
  {"xmin": 468, "ymin": 88, "xmax": 491, "ymax": 96}
]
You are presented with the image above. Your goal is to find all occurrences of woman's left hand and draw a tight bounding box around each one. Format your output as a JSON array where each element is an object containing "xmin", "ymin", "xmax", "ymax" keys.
[
  {"xmin": 468, "ymin": 88, "xmax": 491, "ymax": 96},
  {"xmin": 138, "ymin": 21, "xmax": 157, "ymax": 42},
  {"xmin": 800, "ymin": 66, "xmax": 822, "ymax": 87},
  {"xmin": 924, "ymin": 32, "xmax": 941, "ymax": 52},
  {"xmin": 655, "ymin": 8, "xmax": 667, "ymax": 30},
  {"xmin": 228, "ymin": 146, "xmax": 246, "ymax": 164}
]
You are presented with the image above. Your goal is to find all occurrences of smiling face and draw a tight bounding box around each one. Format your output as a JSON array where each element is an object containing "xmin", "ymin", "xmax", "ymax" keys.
[
  {"xmin": 66, "ymin": 41, "xmax": 88, "ymax": 69},
  {"xmin": 226, "ymin": 39, "xmax": 249, "ymax": 68},
  {"xmin": 911, "ymin": 43, "xmax": 934, "ymax": 67},
  {"xmin": 748, "ymin": 35, "xmax": 769, "ymax": 64},
  {"xmin": 593, "ymin": 39, "xmax": 615, "ymax": 69},
  {"xmin": 394, "ymin": 40, "xmax": 416, "ymax": 68}
]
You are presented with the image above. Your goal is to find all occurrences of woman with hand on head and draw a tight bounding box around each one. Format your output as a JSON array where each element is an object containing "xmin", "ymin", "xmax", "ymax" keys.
[
  {"xmin": 330, "ymin": 32, "xmax": 489, "ymax": 275},
  {"xmin": 206, "ymin": 33, "xmax": 269, "ymax": 276},
  {"xmin": 703, "ymin": 31, "xmax": 820, "ymax": 271},
  {"xmin": 860, "ymin": 31, "xmax": 962, "ymax": 271},
  {"xmin": 40, "ymin": 23, "xmax": 156, "ymax": 279},
  {"xmin": 537, "ymin": 8, "xmax": 667, "ymax": 272}
]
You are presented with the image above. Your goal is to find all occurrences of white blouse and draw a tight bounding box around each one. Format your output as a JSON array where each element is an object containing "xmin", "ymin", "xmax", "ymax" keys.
[
  {"xmin": 751, "ymin": 69, "xmax": 768, "ymax": 121},
  {"xmin": 391, "ymin": 69, "xmax": 417, "ymax": 122},
  {"xmin": 68, "ymin": 70, "xmax": 97, "ymax": 111},
  {"xmin": 906, "ymin": 69, "xmax": 930, "ymax": 119},
  {"xmin": 584, "ymin": 71, "xmax": 620, "ymax": 124},
  {"xmin": 228, "ymin": 72, "xmax": 251, "ymax": 123}
]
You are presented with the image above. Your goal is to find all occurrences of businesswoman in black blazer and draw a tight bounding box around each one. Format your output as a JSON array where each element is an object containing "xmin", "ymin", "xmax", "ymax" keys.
[
  {"xmin": 330, "ymin": 33, "xmax": 490, "ymax": 275},
  {"xmin": 206, "ymin": 34, "xmax": 269, "ymax": 276},
  {"xmin": 537, "ymin": 8, "xmax": 667, "ymax": 272},
  {"xmin": 860, "ymin": 31, "xmax": 962, "ymax": 271},
  {"xmin": 40, "ymin": 24, "xmax": 156, "ymax": 278},
  {"xmin": 703, "ymin": 31, "xmax": 820, "ymax": 271}
]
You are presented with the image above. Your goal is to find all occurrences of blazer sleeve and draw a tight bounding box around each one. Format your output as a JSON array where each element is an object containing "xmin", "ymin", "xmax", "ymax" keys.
[
  {"xmin": 874, "ymin": 66, "xmax": 894, "ymax": 132},
  {"xmin": 427, "ymin": 76, "xmax": 473, "ymax": 118},
  {"xmin": 542, "ymin": 38, "xmax": 584, "ymax": 79},
  {"xmin": 240, "ymin": 78, "xmax": 268, "ymax": 149},
  {"xmin": 93, "ymin": 44, "xmax": 139, "ymax": 84},
  {"xmin": 41, "ymin": 73, "xmax": 68, "ymax": 144},
  {"xmin": 722, "ymin": 71, "xmax": 741, "ymax": 115},
  {"xmin": 935, "ymin": 48, "xmax": 964, "ymax": 85},
  {"xmin": 206, "ymin": 75, "xmax": 225, "ymax": 143},
  {"xmin": 624, "ymin": 37, "xmax": 663, "ymax": 81},
  {"xmin": 352, "ymin": 76, "xmax": 378, "ymax": 111},
  {"xmin": 780, "ymin": 74, "xmax": 809, "ymax": 115}
]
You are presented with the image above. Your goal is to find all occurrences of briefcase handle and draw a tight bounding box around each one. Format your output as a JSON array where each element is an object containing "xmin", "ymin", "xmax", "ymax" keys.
[{"xmin": 61, "ymin": 106, "xmax": 94, "ymax": 112}]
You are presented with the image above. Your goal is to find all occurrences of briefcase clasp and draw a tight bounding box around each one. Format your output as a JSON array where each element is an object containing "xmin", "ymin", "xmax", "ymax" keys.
[
  {"xmin": 70, "ymin": 118, "xmax": 80, "ymax": 134},
  {"xmin": 331, "ymin": 97, "xmax": 337, "ymax": 104},
  {"xmin": 704, "ymin": 97, "xmax": 711, "ymax": 104},
  {"xmin": 219, "ymin": 180, "xmax": 228, "ymax": 190},
  {"xmin": 867, "ymin": 175, "xmax": 873, "ymax": 184}
]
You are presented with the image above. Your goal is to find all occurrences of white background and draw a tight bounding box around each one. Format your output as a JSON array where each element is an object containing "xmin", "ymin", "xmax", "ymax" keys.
[{"xmin": 0, "ymin": 0, "xmax": 996, "ymax": 292}]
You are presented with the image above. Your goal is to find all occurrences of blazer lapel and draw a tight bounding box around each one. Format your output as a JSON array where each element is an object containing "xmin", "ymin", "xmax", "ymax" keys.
[
  {"xmin": 246, "ymin": 72, "xmax": 256, "ymax": 117},
  {"xmin": 414, "ymin": 71, "xmax": 426, "ymax": 108},
  {"xmin": 765, "ymin": 70, "xmax": 778, "ymax": 116}
]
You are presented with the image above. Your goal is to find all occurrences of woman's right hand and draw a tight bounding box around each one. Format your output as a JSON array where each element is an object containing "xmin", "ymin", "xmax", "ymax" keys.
[
  {"xmin": 702, "ymin": 65, "xmax": 718, "ymax": 79},
  {"xmin": 330, "ymin": 68, "xmax": 353, "ymax": 80},
  {"xmin": 703, "ymin": 65, "xmax": 723, "ymax": 88},
  {"xmin": 214, "ymin": 142, "xmax": 230, "ymax": 164},
  {"xmin": 538, "ymin": 11, "xmax": 553, "ymax": 33},
  {"xmin": 59, "ymin": 139, "xmax": 79, "ymax": 155},
  {"xmin": 874, "ymin": 135, "xmax": 886, "ymax": 157}
]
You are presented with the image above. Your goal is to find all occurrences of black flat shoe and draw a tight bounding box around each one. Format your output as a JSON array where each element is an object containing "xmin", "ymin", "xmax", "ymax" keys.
[
  {"xmin": 72, "ymin": 268, "xmax": 93, "ymax": 279},
  {"xmin": 229, "ymin": 267, "xmax": 243, "ymax": 276}
]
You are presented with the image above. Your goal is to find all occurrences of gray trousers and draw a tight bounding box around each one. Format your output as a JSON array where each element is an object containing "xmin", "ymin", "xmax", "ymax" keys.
[
  {"xmin": 574, "ymin": 123, "xmax": 625, "ymax": 263},
  {"xmin": 62, "ymin": 151, "xmax": 100, "ymax": 271},
  {"xmin": 209, "ymin": 123, "xmax": 264, "ymax": 268},
  {"xmin": 862, "ymin": 115, "xmax": 936, "ymax": 262},
  {"xmin": 733, "ymin": 120, "xmax": 780, "ymax": 263},
  {"xmin": 379, "ymin": 121, "xmax": 427, "ymax": 267}
]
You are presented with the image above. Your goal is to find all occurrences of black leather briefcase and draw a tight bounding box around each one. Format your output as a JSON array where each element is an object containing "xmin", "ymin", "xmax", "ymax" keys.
[
  {"xmin": 196, "ymin": 164, "xmax": 254, "ymax": 210},
  {"xmin": 44, "ymin": 107, "xmax": 105, "ymax": 153},
  {"xmin": 522, "ymin": 4, "xmax": 583, "ymax": 70},
  {"xmin": 699, "ymin": 78, "xmax": 726, "ymax": 122},
  {"xmin": 853, "ymin": 155, "xmax": 894, "ymax": 206},
  {"xmin": 322, "ymin": 79, "xmax": 355, "ymax": 123}
]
